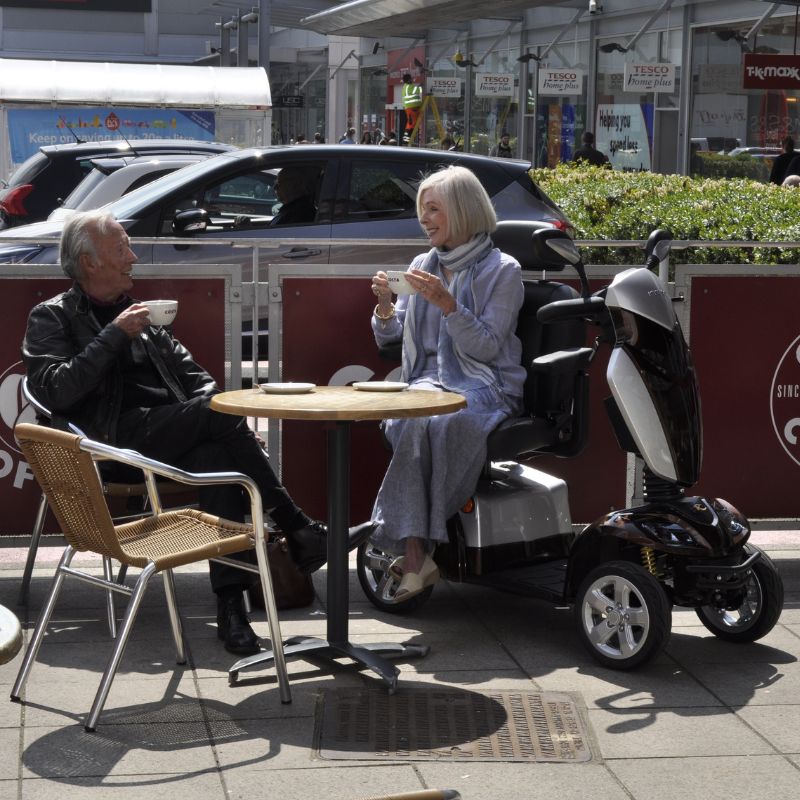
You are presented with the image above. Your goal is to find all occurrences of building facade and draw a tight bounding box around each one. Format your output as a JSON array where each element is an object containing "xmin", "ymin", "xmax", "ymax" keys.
[{"xmin": 0, "ymin": 1, "xmax": 798, "ymax": 180}]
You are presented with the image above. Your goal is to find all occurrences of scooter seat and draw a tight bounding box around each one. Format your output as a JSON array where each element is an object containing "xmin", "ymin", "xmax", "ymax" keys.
[{"xmin": 486, "ymin": 416, "xmax": 560, "ymax": 461}]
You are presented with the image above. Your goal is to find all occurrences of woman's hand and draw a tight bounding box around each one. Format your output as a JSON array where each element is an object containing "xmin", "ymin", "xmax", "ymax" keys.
[
  {"xmin": 371, "ymin": 271, "xmax": 394, "ymax": 316},
  {"xmin": 406, "ymin": 269, "xmax": 457, "ymax": 316}
]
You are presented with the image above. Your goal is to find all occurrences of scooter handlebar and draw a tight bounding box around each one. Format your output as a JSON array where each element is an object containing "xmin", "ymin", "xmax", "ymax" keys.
[{"xmin": 537, "ymin": 295, "xmax": 606, "ymax": 324}]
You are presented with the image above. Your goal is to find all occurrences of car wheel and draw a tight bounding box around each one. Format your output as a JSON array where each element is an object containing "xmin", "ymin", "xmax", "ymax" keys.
[
  {"xmin": 696, "ymin": 545, "xmax": 784, "ymax": 642},
  {"xmin": 575, "ymin": 560, "xmax": 671, "ymax": 669},
  {"xmin": 356, "ymin": 542, "xmax": 433, "ymax": 614}
]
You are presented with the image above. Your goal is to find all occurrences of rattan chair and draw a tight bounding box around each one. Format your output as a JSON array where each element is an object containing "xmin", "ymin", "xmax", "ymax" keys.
[
  {"xmin": 18, "ymin": 378, "xmax": 195, "ymax": 637},
  {"xmin": 11, "ymin": 422, "xmax": 291, "ymax": 732}
]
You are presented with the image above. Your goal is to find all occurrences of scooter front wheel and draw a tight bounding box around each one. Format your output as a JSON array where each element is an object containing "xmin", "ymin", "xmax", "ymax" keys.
[
  {"xmin": 695, "ymin": 544, "xmax": 784, "ymax": 642},
  {"xmin": 356, "ymin": 542, "xmax": 434, "ymax": 614},
  {"xmin": 575, "ymin": 560, "xmax": 671, "ymax": 669}
]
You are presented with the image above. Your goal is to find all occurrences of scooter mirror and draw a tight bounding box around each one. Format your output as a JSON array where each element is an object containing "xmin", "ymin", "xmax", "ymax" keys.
[
  {"xmin": 651, "ymin": 239, "xmax": 672, "ymax": 263},
  {"xmin": 532, "ymin": 228, "xmax": 591, "ymax": 298},
  {"xmin": 531, "ymin": 228, "xmax": 578, "ymax": 269},
  {"xmin": 644, "ymin": 228, "xmax": 672, "ymax": 265}
]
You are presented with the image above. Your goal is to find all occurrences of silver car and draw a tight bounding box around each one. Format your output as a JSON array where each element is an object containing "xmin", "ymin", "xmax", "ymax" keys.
[{"xmin": 48, "ymin": 154, "xmax": 209, "ymax": 222}]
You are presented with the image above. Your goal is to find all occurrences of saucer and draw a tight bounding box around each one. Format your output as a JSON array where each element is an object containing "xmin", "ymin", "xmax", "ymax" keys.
[
  {"xmin": 259, "ymin": 383, "xmax": 316, "ymax": 394},
  {"xmin": 352, "ymin": 381, "xmax": 409, "ymax": 392}
]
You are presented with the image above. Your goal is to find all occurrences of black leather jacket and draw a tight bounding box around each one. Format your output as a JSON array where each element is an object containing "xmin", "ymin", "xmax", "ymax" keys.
[{"xmin": 22, "ymin": 283, "xmax": 216, "ymax": 443}]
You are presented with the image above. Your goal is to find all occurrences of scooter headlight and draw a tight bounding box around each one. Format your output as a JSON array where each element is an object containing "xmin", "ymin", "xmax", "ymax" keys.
[{"xmin": 711, "ymin": 498, "xmax": 750, "ymax": 545}]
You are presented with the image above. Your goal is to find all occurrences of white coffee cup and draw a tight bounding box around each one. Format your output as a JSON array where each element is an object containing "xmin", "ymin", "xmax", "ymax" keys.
[
  {"xmin": 386, "ymin": 270, "xmax": 417, "ymax": 295},
  {"xmin": 142, "ymin": 300, "xmax": 178, "ymax": 326}
]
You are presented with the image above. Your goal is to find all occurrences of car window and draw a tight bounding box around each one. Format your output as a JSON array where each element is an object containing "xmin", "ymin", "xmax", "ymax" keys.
[
  {"xmin": 60, "ymin": 168, "xmax": 107, "ymax": 209},
  {"xmin": 341, "ymin": 161, "xmax": 426, "ymax": 221},
  {"xmin": 204, "ymin": 170, "xmax": 278, "ymax": 217},
  {"xmin": 125, "ymin": 169, "xmax": 176, "ymax": 195},
  {"xmin": 158, "ymin": 160, "xmax": 325, "ymax": 233}
]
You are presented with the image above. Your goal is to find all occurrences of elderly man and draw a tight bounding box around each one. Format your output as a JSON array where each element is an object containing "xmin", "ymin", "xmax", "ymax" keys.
[{"xmin": 22, "ymin": 210, "xmax": 369, "ymax": 655}]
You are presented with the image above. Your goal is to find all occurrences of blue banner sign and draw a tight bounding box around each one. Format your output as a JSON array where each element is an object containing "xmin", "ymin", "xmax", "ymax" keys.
[{"xmin": 7, "ymin": 107, "xmax": 215, "ymax": 164}]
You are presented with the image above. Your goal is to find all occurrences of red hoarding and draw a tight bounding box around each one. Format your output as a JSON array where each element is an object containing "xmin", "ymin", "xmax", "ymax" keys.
[{"xmin": 690, "ymin": 276, "xmax": 800, "ymax": 518}]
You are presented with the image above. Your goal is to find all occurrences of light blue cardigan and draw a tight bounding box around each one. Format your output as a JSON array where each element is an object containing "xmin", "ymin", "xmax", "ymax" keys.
[{"xmin": 373, "ymin": 245, "xmax": 526, "ymax": 402}]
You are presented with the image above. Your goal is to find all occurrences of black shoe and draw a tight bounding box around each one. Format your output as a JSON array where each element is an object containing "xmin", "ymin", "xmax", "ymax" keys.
[
  {"xmin": 348, "ymin": 521, "xmax": 378, "ymax": 550},
  {"xmin": 216, "ymin": 592, "xmax": 260, "ymax": 655},
  {"xmin": 286, "ymin": 521, "xmax": 328, "ymax": 574},
  {"xmin": 286, "ymin": 521, "xmax": 380, "ymax": 575}
]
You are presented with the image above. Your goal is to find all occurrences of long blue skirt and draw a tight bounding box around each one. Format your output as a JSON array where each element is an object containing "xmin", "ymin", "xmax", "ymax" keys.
[{"xmin": 369, "ymin": 379, "xmax": 520, "ymax": 554}]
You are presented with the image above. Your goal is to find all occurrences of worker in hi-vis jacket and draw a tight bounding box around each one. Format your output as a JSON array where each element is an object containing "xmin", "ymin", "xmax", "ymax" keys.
[{"xmin": 401, "ymin": 73, "xmax": 423, "ymax": 138}]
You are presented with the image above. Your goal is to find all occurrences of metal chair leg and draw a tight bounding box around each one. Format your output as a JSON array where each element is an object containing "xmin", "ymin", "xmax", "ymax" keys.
[
  {"xmin": 253, "ymin": 535, "xmax": 291, "ymax": 704},
  {"xmin": 102, "ymin": 557, "xmax": 118, "ymax": 639},
  {"xmin": 11, "ymin": 546, "xmax": 76, "ymax": 701},
  {"xmin": 161, "ymin": 569, "xmax": 186, "ymax": 664},
  {"xmin": 17, "ymin": 493, "xmax": 48, "ymax": 606},
  {"xmin": 85, "ymin": 562, "xmax": 157, "ymax": 732}
]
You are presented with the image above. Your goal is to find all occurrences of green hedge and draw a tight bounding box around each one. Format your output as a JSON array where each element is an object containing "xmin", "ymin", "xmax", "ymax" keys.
[{"xmin": 530, "ymin": 164, "xmax": 800, "ymax": 265}]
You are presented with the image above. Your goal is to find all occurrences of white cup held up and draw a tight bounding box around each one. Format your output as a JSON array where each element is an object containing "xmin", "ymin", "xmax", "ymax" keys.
[
  {"xmin": 386, "ymin": 270, "xmax": 417, "ymax": 296},
  {"xmin": 142, "ymin": 300, "xmax": 178, "ymax": 326}
]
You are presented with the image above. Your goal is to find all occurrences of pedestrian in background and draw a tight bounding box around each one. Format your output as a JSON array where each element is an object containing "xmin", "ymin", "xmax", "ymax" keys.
[
  {"xmin": 490, "ymin": 131, "xmax": 513, "ymax": 158},
  {"xmin": 572, "ymin": 131, "xmax": 609, "ymax": 166},
  {"xmin": 770, "ymin": 136, "xmax": 796, "ymax": 185}
]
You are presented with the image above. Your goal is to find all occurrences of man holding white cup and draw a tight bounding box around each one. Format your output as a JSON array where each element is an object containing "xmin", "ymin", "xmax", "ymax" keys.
[{"xmin": 22, "ymin": 210, "xmax": 371, "ymax": 656}]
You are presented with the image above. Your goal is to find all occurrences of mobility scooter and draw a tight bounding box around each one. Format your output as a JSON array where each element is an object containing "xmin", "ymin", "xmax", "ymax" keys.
[{"xmin": 357, "ymin": 223, "xmax": 784, "ymax": 669}]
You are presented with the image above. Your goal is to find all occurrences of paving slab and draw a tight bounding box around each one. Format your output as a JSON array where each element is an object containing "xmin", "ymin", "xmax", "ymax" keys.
[{"xmin": 608, "ymin": 755, "xmax": 800, "ymax": 800}]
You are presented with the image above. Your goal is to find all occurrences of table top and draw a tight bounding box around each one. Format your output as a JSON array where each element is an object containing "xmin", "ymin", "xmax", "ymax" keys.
[{"xmin": 210, "ymin": 385, "xmax": 466, "ymax": 421}]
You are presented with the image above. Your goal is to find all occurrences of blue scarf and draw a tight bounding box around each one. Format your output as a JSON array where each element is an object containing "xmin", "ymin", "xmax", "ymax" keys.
[{"xmin": 402, "ymin": 233, "xmax": 497, "ymax": 390}]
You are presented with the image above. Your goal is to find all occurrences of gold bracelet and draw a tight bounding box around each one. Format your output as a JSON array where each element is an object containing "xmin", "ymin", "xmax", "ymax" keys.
[{"xmin": 374, "ymin": 303, "xmax": 396, "ymax": 320}]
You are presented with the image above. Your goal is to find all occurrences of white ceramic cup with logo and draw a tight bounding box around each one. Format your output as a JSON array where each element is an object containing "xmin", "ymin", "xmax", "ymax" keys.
[
  {"xmin": 386, "ymin": 270, "xmax": 417, "ymax": 295},
  {"xmin": 142, "ymin": 300, "xmax": 178, "ymax": 326}
]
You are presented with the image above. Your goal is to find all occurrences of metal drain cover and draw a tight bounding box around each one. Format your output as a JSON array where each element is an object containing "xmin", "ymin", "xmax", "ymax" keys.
[{"xmin": 314, "ymin": 688, "xmax": 595, "ymax": 763}]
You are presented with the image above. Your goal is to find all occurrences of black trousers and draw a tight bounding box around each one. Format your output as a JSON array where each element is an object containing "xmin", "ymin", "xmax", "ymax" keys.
[{"xmin": 116, "ymin": 396, "xmax": 311, "ymax": 592}]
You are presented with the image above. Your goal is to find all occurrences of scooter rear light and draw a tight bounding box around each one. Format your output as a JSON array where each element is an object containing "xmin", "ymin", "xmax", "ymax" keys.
[
  {"xmin": 461, "ymin": 498, "xmax": 475, "ymax": 513},
  {"xmin": 0, "ymin": 184, "xmax": 33, "ymax": 217}
]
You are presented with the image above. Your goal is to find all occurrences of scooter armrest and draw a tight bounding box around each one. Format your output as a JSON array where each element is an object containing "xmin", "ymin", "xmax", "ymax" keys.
[{"xmin": 532, "ymin": 347, "xmax": 593, "ymax": 374}]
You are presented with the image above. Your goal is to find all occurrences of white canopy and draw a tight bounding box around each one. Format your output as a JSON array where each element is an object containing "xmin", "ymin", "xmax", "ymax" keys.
[{"xmin": 0, "ymin": 58, "xmax": 271, "ymax": 109}]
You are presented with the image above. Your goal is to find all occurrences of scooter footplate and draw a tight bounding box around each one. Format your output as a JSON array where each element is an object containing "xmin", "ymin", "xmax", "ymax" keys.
[{"xmin": 469, "ymin": 559, "xmax": 568, "ymax": 603}]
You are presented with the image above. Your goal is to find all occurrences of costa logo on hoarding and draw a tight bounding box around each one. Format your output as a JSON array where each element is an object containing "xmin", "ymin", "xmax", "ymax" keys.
[
  {"xmin": 0, "ymin": 362, "xmax": 36, "ymax": 454},
  {"xmin": 0, "ymin": 362, "xmax": 37, "ymax": 490},
  {"xmin": 770, "ymin": 336, "xmax": 800, "ymax": 467}
]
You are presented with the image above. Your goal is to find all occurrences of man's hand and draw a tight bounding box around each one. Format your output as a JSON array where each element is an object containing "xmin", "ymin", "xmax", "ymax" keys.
[{"xmin": 114, "ymin": 304, "xmax": 151, "ymax": 338}]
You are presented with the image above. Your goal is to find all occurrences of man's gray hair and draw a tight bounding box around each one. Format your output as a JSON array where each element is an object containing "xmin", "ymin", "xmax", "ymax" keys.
[
  {"xmin": 416, "ymin": 165, "xmax": 496, "ymax": 244},
  {"xmin": 60, "ymin": 210, "xmax": 118, "ymax": 280}
]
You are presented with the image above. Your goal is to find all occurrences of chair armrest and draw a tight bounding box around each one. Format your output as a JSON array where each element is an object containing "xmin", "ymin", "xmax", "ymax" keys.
[
  {"xmin": 532, "ymin": 346, "xmax": 593, "ymax": 374},
  {"xmin": 82, "ymin": 439, "xmax": 264, "ymax": 525}
]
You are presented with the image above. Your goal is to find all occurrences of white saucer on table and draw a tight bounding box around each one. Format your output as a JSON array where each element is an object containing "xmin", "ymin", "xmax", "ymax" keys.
[
  {"xmin": 259, "ymin": 383, "xmax": 316, "ymax": 394},
  {"xmin": 352, "ymin": 381, "xmax": 409, "ymax": 392}
]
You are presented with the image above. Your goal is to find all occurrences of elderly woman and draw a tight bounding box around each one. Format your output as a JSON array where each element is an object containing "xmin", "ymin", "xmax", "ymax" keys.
[{"xmin": 368, "ymin": 165, "xmax": 526, "ymax": 600}]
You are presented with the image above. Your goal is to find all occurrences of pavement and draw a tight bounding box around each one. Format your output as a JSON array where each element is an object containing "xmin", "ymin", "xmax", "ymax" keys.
[{"xmin": 2, "ymin": 530, "xmax": 800, "ymax": 800}]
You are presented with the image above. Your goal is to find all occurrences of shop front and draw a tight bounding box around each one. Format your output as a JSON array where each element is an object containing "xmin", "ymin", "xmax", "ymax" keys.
[{"xmin": 309, "ymin": 1, "xmax": 800, "ymax": 181}]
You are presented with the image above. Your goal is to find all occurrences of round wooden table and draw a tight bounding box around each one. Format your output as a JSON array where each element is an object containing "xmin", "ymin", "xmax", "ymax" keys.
[{"xmin": 210, "ymin": 385, "xmax": 466, "ymax": 690}]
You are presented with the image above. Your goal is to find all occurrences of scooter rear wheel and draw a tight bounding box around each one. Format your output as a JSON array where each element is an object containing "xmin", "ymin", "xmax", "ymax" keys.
[
  {"xmin": 356, "ymin": 542, "xmax": 434, "ymax": 614},
  {"xmin": 575, "ymin": 560, "xmax": 671, "ymax": 669},
  {"xmin": 695, "ymin": 544, "xmax": 784, "ymax": 642}
]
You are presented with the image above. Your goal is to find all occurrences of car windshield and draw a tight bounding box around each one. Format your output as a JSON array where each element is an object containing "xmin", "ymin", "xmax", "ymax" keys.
[{"xmin": 108, "ymin": 151, "xmax": 240, "ymax": 219}]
